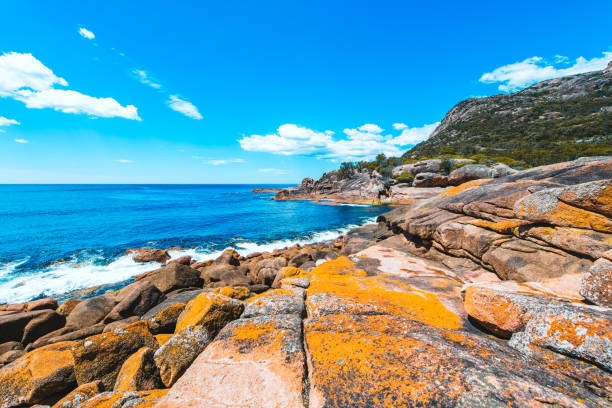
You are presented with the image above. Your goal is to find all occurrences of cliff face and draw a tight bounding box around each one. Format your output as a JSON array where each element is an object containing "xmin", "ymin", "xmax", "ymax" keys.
[{"xmin": 405, "ymin": 61, "xmax": 612, "ymax": 165}]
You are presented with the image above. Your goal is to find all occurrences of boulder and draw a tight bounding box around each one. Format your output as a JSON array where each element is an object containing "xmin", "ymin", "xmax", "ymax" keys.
[
  {"xmin": 214, "ymin": 249, "xmax": 240, "ymax": 266},
  {"xmin": 0, "ymin": 298, "xmax": 58, "ymax": 314},
  {"xmin": 56, "ymin": 300, "xmax": 81, "ymax": 317},
  {"xmin": 71, "ymin": 321, "xmax": 158, "ymax": 389},
  {"xmin": 311, "ymin": 249, "xmax": 338, "ymax": 262},
  {"xmin": 135, "ymin": 263, "xmax": 201, "ymax": 294},
  {"xmin": 76, "ymin": 389, "xmax": 168, "ymax": 408},
  {"xmin": 51, "ymin": 380, "xmax": 103, "ymax": 408},
  {"xmin": 139, "ymin": 290, "xmax": 204, "ymax": 322},
  {"xmin": 242, "ymin": 289, "xmax": 305, "ymax": 318},
  {"xmin": 580, "ymin": 263, "xmax": 612, "ymax": 307},
  {"xmin": 199, "ymin": 264, "xmax": 250, "ymax": 287},
  {"xmin": 0, "ymin": 341, "xmax": 76, "ymax": 408},
  {"xmin": 0, "ymin": 309, "xmax": 63, "ymax": 344},
  {"xmin": 0, "ymin": 341, "xmax": 23, "ymax": 355},
  {"xmin": 0, "ymin": 349, "xmax": 25, "ymax": 365},
  {"xmin": 213, "ymin": 286, "xmax": 251, "ymax": 300},
  {"xmin": 153, "ymin": 325, "xmax": 212, "ymax": 387},
  {"xmin": 104, "ymin": 282, "xmax": 164, "ymax": 323},
  {"xmin": 145, "ymin": 303, "xmax": 185, "ymax": 334},
  {"xmin": 271, "ymin": 266, "xmax": 303, "ymax": 289},
  {"xmin": 27, "ymin": 324, "xmax": 105, "ymax": 351},
  {"xmin": 288, "ymin": 252, "xmax": 312, "ymax": 267},
  {"xmin": 126, "ymin": 247, "xmax": 170, "ymax": 264},
  {"xmin": 114, "ymin": 347, "xmax": 162, "ymax": 391},
  {"xmin": 448, "ymin": 163, "xmax": 516, "ymax": 185},
  {"xmin": 167, "ymin": 255, "xmax": 191, "ymax": 266},
  {"xmin": 155, "ymin": 315, "xmax": 306, "ymax": 408},
  {"xmin": 103, "ymin": 316, "xmax": 139, "ymax": 333},
  {"xmin": 21, "ymin": 310, "xmax": 66, "ymax": 345},
  {"xmin": 175, "ymin": 292, "xmax": 244, "ymax": 336},
  {"xmin": 412, "ymin": 172, "xmax": 448, "ymax": 187},
  {"xmin": 66, "ymin": 294, "xmax": 117, "ymax": 330}
]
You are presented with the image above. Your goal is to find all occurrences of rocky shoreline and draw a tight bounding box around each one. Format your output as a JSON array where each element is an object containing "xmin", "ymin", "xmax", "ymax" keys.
[{"xmin": 0, "ymin": 156, "xmax": 611, "ymax": 407}]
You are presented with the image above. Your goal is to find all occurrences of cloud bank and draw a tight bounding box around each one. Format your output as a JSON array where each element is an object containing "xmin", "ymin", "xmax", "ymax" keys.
[
  {"xmin": 480, "ymin": 51, "xmax": 612, "ymax": 92},
  {"xmin": 0, "ymin": 52, "xmax": 140, "ymax": 120},
  {"xmin": 239, "ymin": 122, "xmax": 439, "ymax": 161}
]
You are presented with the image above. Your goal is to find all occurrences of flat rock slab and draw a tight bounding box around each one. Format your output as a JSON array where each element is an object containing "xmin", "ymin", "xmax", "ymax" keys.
[
  {"xmin": 305, "ymin": 314, "xmax": 609, "ymax": 408},
  {"xmin": 156, "ymin": 314, "xmax": 306, "ymax": 408}
]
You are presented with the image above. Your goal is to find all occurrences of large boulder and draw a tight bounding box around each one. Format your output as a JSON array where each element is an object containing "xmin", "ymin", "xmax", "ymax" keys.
[
  {"xmin": 0, "ymin": 341, "xmax": 76, "ymax": 408},
  {"xmin": 70, "ymin": 321, "xmax": 158, "ymax": 389},
  {"xmin": 0, "ymin": 309, "xmax": 64, "ymax": 344},
  {"xmin": 580, "ymin": 263, "xmax": 612, "ymax": 307},
  {"xmin": 27, "ymin": 324, "xmax": 105, "ymax": 351},
  {"xmin": 145, "ymin": 303, "xmax": 185, "ymax": 334},
  {"xmin": 0, "ymin": 298, "xmax": 58, "ymax": 315},
  {"xmin": 114, "ymin": 347, "xmax": 162, "ymax": 391},
  {"xmin": 21, "ymin": 310, "xmax": 66, "ymax": 345},
  {"xmin": 153, "ymin": 325, "xmax": 212, "ymax": 387},
  {"xmin": 213, "ymin": 249, "xmax": 240, "ymax": 266},
  {"xmin": 104, "ymin": 282, "xmax": 164, "ymax": 323},
  {"xmin": 198, "ymin": 264, "xmax": 250, "ymax": 287},
  {"xmin": 135, "ymin": 263, "xmax": 202, "ymax": 294},
  {"xmin": 448, "ymin": 163, "xmax": 516, "ymax": 185},
  {"xmin": 412, "ymin": 172, "xmax": 448, "ymax": 187},
  {"xmin": 65, "ymin": 293, "xmax": 117, "ymax": 330},
  {"xmin": 175, "ymin": 292, "xmax": 244, "ymax": 336},
  {"xmin": 51, "ymin": 380, "xmax": 103, "ymax": 408},
  {"xmin": 155, "ymin": 315, "xmax": 307, "ymax": 408},
  {"xmin": 126, "ymin": 247, "xmax": 170, "ymax": 264}
]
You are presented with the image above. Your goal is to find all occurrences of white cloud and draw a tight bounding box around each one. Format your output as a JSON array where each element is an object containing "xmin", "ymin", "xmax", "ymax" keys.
[
  {"xmin": 392, "ymin": 123, "xmax": 407, "ymax": 130},
  {"xmin": 0, "ymin": 52, "xmax": 140, "ymax": 120},
  {"xmin": 239, "ymin": 122, "xmax": 439, "ymax": 161},
  {"xmin": 14, "ymin": 138, "xmax": 28, "ymax": 143},
  {"xmin": 0, "ymin": 116, "xmax": 20, "ymax": 127},
  {"xmin": 79, "ymin": 27, "xmax": 95, "ymax": 40},
  {"xmin": 554, "ymin": 55, "xmax": 569, "ymax": 64},
  {"xmin": 114, "ymin": 159, "xmax": 132, "ymax": 163},
  {"xmin": 387, "ymin": 122, "xmax": 440, "ymax": 146},
  {"xmin": 168, "ymin": 95, "xmax": 202, "ymax": 120},
  {"xmin": 205, "ymin": 158, "xmax": 245, "ymax": 165},
  {"xmin": 132, "ymin": 69, "xmax": 162, "ymax": 89},
  {"xmin": 257, "ymin": 168, "xmax": 288, "ymax": 175},
  {"xmin": 480, "ymin": 51, "xmax": 612, "ymax": 92}
]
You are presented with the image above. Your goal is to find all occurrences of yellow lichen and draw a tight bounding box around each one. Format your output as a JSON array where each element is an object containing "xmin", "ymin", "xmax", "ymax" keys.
[{"xmin": 439, "ymin": 179, "xmax": 492, "ymax": 197}]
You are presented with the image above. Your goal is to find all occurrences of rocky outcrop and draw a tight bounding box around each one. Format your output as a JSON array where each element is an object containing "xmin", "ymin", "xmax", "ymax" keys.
[{"xmin": 126, "ymin": 248, "xmax": 170, "ymax": 264}]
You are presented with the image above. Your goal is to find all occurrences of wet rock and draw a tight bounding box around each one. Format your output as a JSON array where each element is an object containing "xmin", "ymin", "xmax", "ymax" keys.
[
  {"xmin": 135, "ymin": 263, "xmax": 201, "ymax": 294},
  {"xmin": 153, "ymin": 325, "xmax": 211, "ymax": 387},
  {"xmin": 581, "ymin": 263, "xmax": 612, "ymax": 307},
  {"xmin": 51, "ymin": 380, "xmax": 103, "ymax": 408},
  {"xmin": 22, "ymin": 310, "xmax": 66, "ymax": 345},
  {"xmin": 175, "ymin": 292, "xmax": 244, "ymax": 336},
  {"xmin": 104, "ymin": 282, "xmax": 164, "ymax": 323},
  {"xmin": 155, "ymin": 315, "xmax": 306, "ymax": 408},
  {"xmin": 126, "ymin": 247, "xmax": 170, "ymax": 264},
  {"xmin": 114, "ymin": 347, "xmax": 162, "ymax": 391},
  {"xmin": 66, "ymin": 294, "xmax": 117, "ymax": 330},
  {"xmin": 71, "ymin": 321, "xmax": 158, "ymax": 389},
  {"xmin": 0, "ymin": 341, "xmax": 76, "ymax": 408}
]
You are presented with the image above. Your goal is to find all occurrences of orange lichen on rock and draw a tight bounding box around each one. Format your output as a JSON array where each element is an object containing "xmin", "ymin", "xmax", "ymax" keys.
[
  {"xmin": 174, "ymin": 292, "xmax": 244, "ymax": 335},
  {"xmin": 51, "ymin": 380, "xmax": 103, "ymax": 408},
  {"xmin": 214, "ymin": 286, "xmax": 251, "ymax": 300},
  {"xmin": 306, "ymin": 257, "xmax": 461, "ymax": 329},
  {"xmin": 154, "ymin": 333, "xmax": 173, "ymax": 346},
  {"xmin": 439, "ymin": 178, "xmax": 492, "ymax": 197},
  {"xmin": 470, "ymin": 219, "xmax": 524, "ymax": 234},
  {"xmin": 0, "ymin": 341, "xmax": 76, "ymax": 408},
  {"xmin": 114, "ymin": 347, "xmax": 161, "ymax": 392},
  {"xmin": 245, "ymin": 288, "xmax": 298, "ymax": 303},
  {"xmin": 77, "ymin": 389, "xmax": 168, "ymax": 408}
]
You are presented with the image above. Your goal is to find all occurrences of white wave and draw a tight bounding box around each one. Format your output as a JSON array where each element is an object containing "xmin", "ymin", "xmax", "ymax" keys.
[
  {"xmin": 0, "ymin": 254, "xmax": 158, "ymax": 304},
  {"xmin": 0, "ymin": 257, "xmax": 30, "ymax": 279}
]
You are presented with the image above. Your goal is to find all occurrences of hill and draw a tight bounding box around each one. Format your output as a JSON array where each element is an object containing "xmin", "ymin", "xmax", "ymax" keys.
[{"xmin": 404, "ymin": 61, "xmax": 612, "ymax": 166}]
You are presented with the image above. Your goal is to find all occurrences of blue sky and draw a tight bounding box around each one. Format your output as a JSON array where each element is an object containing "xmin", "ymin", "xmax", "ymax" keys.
[{"xmin": 1, "ymin": 1, "xmax": 611, "ymax": 183}]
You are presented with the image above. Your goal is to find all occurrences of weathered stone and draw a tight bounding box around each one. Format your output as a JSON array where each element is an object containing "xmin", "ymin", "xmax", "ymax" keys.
[
  {"xmin": 66, "ymin": 294, "xmax": 117, "ymax": 330},
  {"xmin": 27, "ymin": 324, "xmax": 105, "ymax": 351},
  {"xmin": 0, "ymin": 310, "xmax": 61, "ymax": 344},
  {"xmin": 167, "ymin": 255, "xmax": 191, "ymax": 266},
  {"xmin": 288, "ymin": 252, "xmax": 312, "ymax": 267},
  {"xmin": 0, "ymin": 349, "xmax": 25, "ymax": 365},
  {"xmin": 153, "ymin": 325, "xmax": 211, "ymax": 387},
  {"xmin": 242, "ymin": 289, "xmax": 305, "ymax": 318},
  {"xmin": 154, "ymin": 334, "xmax": 172, "ymax": 346},
  {"xmin": 135, "ymin": 263, "xmax": 201, "ymax": 294},
  {"xmin": 114, "ymin": 347, "xmax": 162, "ymax": 391},
  {"xmin": 412, "ymin": 172, "xmax": 448, "ymax": 187},
  {"xmin": 145, "ymin": 303, "xmax": 185, "ymax": 334},
  {"xmin": 76, "ymin": 389, "xmax": 168, "ymax": 408},
  {"xmin": 271, "ymin": 266, "xmax": 303, "ymax": 288},
  {"xmin": 448, "ymin": 163, "xmax": 516, "ymax": 185},
  {"xmin": 175, "ymin": 292, "xmax": 244, "ymax": 336},
  {"xmin": 214, "ymin": 249, "xmax": 240, "ymax": 266},
  {"xmin": 22, "ymin": 310, "xmax": 66, "ymax": 345},
  {"xmin": 213, "ymin": 286, "xmax": 251, "ymax": 300},
  {"xmin": 581, "ymin": 263, "xmax": 612, "ymax": 307},
  {"xmin": 155, "ymin": 315, "xmax": 306, "ymax": 408},
  {"xmin": 139, "ymin": 290, "xmax": 204, "ymax": 322},
  {"xmin": 71, "ymin": 321, "xmax": 158, "ymax": 389},
  {"xmin": 126, "ymin": 247, "xmax": 170, "ymax": 264},
  {"xmin": 104, "ymin": 282, "xmax": 164, "ymax": 323},
  {"xmin": 0, "ymin": 341, "xmax": 76, "ymax": 407},
  {"xmin": 51, "ymin": 380, "xmax": 103, "ymax": 408},
  {"xmin": 0, "ymin": 341, "xmax": 23, "ymax": 356},
  {"xmin": 103, "ymin": 316, "xmax": 139, "ymax": 333},
  {"xmin": 56, "ymin": 300, "xmax": 81, "ymax": 317}
]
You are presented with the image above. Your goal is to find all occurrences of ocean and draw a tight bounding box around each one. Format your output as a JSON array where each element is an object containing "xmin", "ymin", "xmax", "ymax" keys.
[{"xmin": 0, "ymin": 184, "xmax": 387, "ymax": 303}]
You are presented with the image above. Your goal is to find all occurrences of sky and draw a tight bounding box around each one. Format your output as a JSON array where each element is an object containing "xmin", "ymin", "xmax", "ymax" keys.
[{"xmin": 1, "ymin": 1, "xmax": 611, "ymax": 183}]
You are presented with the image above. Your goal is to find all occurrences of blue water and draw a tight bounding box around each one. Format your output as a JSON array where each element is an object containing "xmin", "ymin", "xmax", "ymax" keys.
[{"xmin": 0, "ymin": 184, "xmax": 386, "ymax": 303}]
